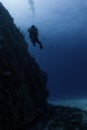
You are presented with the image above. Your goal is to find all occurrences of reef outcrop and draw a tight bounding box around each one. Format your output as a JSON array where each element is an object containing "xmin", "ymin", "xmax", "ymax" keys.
[{"xmin": 0, "ymin": 2, "xmax": 48, "ymax": 129}]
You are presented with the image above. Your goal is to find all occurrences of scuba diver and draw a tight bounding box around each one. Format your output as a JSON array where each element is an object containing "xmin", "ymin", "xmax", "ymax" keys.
[{"xmin": 28, "ymin": 25, "xmax": 43, "ymax": 49}]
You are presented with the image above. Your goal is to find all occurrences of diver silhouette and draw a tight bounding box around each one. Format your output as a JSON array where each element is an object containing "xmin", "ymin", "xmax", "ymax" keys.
[{"xmin": 28, "ymin": 25, "xmax": 43, "ymax": 49}]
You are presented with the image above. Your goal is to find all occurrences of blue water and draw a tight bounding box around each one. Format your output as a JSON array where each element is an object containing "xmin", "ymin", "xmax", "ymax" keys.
[{"xmin": 28, "ymin": 30, "xmax": 87, "ymax": 101}]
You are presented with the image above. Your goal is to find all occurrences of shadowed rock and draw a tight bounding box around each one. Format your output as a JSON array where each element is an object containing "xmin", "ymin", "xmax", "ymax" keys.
[{"xmin": 0, "ymin": 2, "xmax": 48, "ymax": 130}]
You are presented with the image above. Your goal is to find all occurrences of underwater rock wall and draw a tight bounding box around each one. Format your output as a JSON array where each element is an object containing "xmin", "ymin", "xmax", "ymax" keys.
[{"xmin": 0, "ymin": 2, "xmax": 48, "ymax": 129}]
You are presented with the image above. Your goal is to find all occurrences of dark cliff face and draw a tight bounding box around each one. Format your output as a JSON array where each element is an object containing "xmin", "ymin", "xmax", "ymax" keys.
[{"xmin": 0, "ymin": 3, "xmax": 48, "ymax": 129}]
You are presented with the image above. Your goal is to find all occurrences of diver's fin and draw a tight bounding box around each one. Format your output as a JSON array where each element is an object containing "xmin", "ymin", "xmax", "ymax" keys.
[
  {"xmin": 38, "ymin": 41, "xmax": 43, "ymax": 49},
  {"xmin": 40, "ymin": 44, "xmax": 43, "ymax": 49}
]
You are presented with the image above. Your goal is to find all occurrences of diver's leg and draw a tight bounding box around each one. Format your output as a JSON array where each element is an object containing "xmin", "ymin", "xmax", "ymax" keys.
[
  {"xmin": 33, "ymin": 42, "xmax": 36, "ymax": 46},
  {"xmin": 40, "ymin": 43, "xmax": 43, "ymax": 49},
  {"xmin": 31, "ymin": 40, "xmax": 36, "ymax": 46},
  {"xmin": 37, "ymin": 39, "xmax": 43, "ymax": 49},
  {"xmin": 39, "ymin": 42, "xmax": 43, "ymax": 49}
]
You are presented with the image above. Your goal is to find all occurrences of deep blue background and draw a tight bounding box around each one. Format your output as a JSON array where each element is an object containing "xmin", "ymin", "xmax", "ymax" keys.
[{"xmin": 46, "ymin": 32, "xmax": 87, "ymax": 100}]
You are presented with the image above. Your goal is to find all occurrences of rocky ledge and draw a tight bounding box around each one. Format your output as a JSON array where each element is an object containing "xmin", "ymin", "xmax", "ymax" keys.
[{"xmin": 34, "ymin": 104, "xmax": 87, "ymax": 130}]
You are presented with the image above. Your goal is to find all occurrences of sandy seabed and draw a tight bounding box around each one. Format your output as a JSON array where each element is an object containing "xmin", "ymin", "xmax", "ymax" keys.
[{"xmin": 49, "ymin": 99, "xmax": 87, "ymax": 111}]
